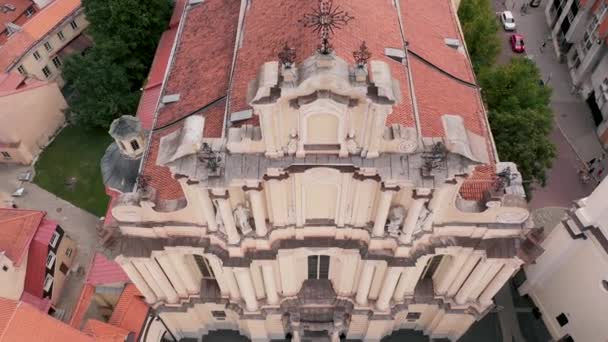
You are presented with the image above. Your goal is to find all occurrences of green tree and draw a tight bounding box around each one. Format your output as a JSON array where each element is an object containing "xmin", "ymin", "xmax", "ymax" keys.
[
  {"xmin": 62, "ymin": 0, "xmax": 172, "ymax": 128},
  {"xmin": 458, "ymin": 0, "xmax": 501, "ymax": 71},
  {"xmin": 82, "ymin": 0, "xmax": 172, "ymax": 85},
  {"xmin": 479, "ymin": 59, "xmax": 556, "ymax": 187},
  {"xmin": 62, "ymin": 47, "xmax": 139, "ymax": 128}
]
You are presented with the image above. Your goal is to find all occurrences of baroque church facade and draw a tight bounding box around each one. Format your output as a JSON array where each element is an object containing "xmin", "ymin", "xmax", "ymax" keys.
[{"xmin": 100, "ymin": 0, "xmax": 538, "ymax": 341}]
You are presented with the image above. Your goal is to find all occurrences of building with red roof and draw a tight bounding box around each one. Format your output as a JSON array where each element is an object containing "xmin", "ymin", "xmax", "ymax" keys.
[
  {"xmin": 100, "ymin": 0, "xmax": 538, "ymax": 340},
  {"xmin": 0, "ymin": 209, "xmax": 77, "ymax": 312},
  {"xmin": 0, "ymin": 0, "xmax": 91, "ymax": 86},
  {"xmin": 0, "ymin": 72, "xmax": 66, "ymax": 164}
]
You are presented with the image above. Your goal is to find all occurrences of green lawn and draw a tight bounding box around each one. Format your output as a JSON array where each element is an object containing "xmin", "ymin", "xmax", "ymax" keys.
[{"xmin": 34, "ymin": 125, "xmax": 113, "ymax": 216}]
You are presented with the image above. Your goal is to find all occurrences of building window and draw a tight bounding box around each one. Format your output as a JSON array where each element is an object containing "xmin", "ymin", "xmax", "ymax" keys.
[
  {"xmin": 44, "ymin": 41, "xmax": 53, "ymax": 51},
  {"xmin": 43, "ymin": 274, "xmax": 54, "ymax": 292},
  {"xmin": 130, "ymin": 139, "xmax": 140, "ymax": 151},
  {"xmin": 406, "ymin": 312, "xmax": 421, "ymax": 321},
  {"xmin": 52, "ymin": 56, "xmax": 61, "ymax": 68},
  {"xmin": 70, "ymin": 20, "xmax": 78, "ymax": 30},
  {"xmin": 307, "ymin": 255, "xmax": 330, "ymax": 280},
  {"xmin": 57, "ymin": 30, "xmax": 65, "ymax": 41},
  {"xmin": 556, "ymin": 313, "xmax": 569, "ymax": 327},
  {"xmin": 33, "ymin": 50, "xmax": 41, "ymax": 60},
  {"xmin": 65, "ymin": 248, "xmax": 72, "ymax": 257},
  {"xmin": 211, "ymin": 310, "xmax": 226, "ymax": 320},
  {"xmin": 59, "ymin": 262, "xmax": 69, "ymax": 274},
  {"xmin": 1, "ymin": 151, "xmax": 11, "ymax": 159},
  {"xmin": 16, "ymin": 65, "xmax": 26, "ymax": 74},
  {"xmin": 563, "ymin": 335, "xmax": 574, "ymax": 342},
  {"xmin": 25, "ymin": 6, "xmax": 35, "ymax": 17},
  {"xmin": 42, "ymin": 66, "xmax": 52, "ymax": 78},
  {"xmin": 49, "ymin": 231, "xmax": 60, "ymax": 248},
  {"xmin": 194, "ymin": 255, "xmax": 215, "ymax": 279},
  {"xmin": 46, "ymin": 251, "xmax": 57, "ymax": 269}
]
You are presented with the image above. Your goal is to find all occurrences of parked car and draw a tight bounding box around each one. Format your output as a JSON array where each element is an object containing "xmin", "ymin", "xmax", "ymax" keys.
[
  {"xmin": 500, "ymin": 11, "xmax": 516, "ymax": 31},
  {"xmin": 510, "ymin": 34, "xmax": 525, "ymax": 53},
  {"xmin": 529, "ymin": 0, "xmax": 542, "ymax": 7}
]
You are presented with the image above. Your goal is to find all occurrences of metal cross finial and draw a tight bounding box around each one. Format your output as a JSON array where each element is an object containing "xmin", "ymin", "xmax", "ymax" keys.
[
  {"xmin": 278, "ymin": 43, "xmax": 296, "ymax": 68},
  {"xmin": 299, "ymin": 0, "xmax": 354, "ymax": 54},
  {"xmin": 353, "ymin": 41, "xmax": 371, "ymax": 67}
]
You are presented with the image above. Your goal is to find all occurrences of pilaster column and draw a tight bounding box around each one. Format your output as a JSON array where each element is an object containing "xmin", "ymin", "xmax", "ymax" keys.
[
  {"xmin": 234, "ymin": 268, "xmax": 259, "ymax": 311},
  {"xmin": 260, "ymin": 109, "xmax": 278, "ymax": 157},
  {"xmin": 331, "ymin": 330, "xmax": 341, "ymax": 342},
  {"xmin": 155, "ymin": 253, "xmax": 188, "ymax": 298},
  {"xmin": 446, "ymin": 253, "xmax": 482, "ymax": 298},
  {"xmin": 434, "ymin": 250, "xmax": 472, "ymax": 295},
  {"xmin": 372, "ymin": 190, "xmax": 394, "ymax": 237},
  {"xmin": 401, "ymin": 199, "xmax": 425, "ymax": 243},
  {"xmin": 393, "ymin": 269, "xmax": 408, "ymax": 301},
  {"xmin": 479, "ymin": 263, "xmax": 517, "ymax": 305},
  {"xmin": 248, "ymin": 188, "xmax": 268, "ymax": 237},
  {"xmin": 376, "ymin": 267, "xmax": 403, "ymax": 311},
  {"xmin": 262, "ymin": 264, "xmax": 279, "ymax": 305},
  {"xmin": 223, "ymin": 268, "xmax": 241, "ymax": 300},
  {"xmin": 200, "ymin": 188, "xmax": 217, "ymax": 231},
  {"xmin": 133, "ymin": 260, "xmax": 166, "ymax": 301},
  {"xmin": 355, "ymin": 262, "xmax": 375, "ymax": 306},
  {"xmin": 395, "ymin": 260, "xmax": 426, "ymax": 298},
  {"xmin": 146, "ymin": 260, "xmax": 179, "ymax": 304},
  {"xmin": 167, "ymin": 252, "xmax": 199, "ymax": 295},
  {"xmin": 455, "ymin": 259, "xmax": 492, "ymax": 305},
  {"xmin": 468, "ymin": 261, "xmax": 503, "ymax": 302},
  {"xmin": 120, "ymin": 260, "xmax": 157, "ymax": 304},
  {"xmin": 216, "ymin": 196, "xmax": 240, "ymax": 244}
]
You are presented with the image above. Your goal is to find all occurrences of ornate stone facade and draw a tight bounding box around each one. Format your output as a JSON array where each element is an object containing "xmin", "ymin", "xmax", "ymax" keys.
[{"xmin": 102, "ymin": 0, "xmax": 534, "ymax": 341}]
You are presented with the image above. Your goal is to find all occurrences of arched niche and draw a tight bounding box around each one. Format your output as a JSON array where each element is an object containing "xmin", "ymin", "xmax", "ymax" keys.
[{"xmin": 300, "ymin": 167, "xmax": 343, "ymax": 224}]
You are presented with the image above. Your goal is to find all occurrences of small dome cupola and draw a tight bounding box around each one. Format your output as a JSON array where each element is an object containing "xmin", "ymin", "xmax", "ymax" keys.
[{"xmin": 109, "ymin": 115, "xmax": 145, "ymax": 159}]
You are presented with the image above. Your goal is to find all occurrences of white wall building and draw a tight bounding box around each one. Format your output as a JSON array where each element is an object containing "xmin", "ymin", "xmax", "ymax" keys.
[
  {"xmin": 101, "ymin": 0, "xmax": 539, "ymax": 341},
  {"xmin": 519, "ymin": 177, "xmax": 608, "ymax": 342}
]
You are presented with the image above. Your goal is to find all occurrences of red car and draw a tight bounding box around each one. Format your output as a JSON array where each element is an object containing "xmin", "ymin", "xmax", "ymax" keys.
[{"xmin": 510, "ymin": 34, "xmax": 525, "ymax": 53}]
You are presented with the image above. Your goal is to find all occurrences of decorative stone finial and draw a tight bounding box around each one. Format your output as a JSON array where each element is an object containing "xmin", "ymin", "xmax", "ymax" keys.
[
  {"xmin": 278, "ymin": 43, "xmax": 296, "ymax": 68},
  {"xmin": 299, "ymin": 0, "xmax": 354, "ymax": 55},
  {"xmin": 353, "ymin": 41, "xmax": 372, "ymax": 67}
]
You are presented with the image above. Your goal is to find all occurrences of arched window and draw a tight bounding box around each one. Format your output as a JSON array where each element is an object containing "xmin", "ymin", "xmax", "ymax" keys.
[{"xmin": 308, "ymin": 255, "xmax": 330, "ymax": 280}]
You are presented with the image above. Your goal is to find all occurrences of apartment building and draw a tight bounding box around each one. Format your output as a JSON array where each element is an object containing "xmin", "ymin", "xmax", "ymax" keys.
[
  {"xmin": 545, "ymin": 0, "xmax": 608, "ymax": 147},
  {"xmin": 101, "ymin": 0, "xmax": 538, "ymax": 341},
  {"xmin": 0, "ymin": 0, "xmax": 90, "ymax": 86}
]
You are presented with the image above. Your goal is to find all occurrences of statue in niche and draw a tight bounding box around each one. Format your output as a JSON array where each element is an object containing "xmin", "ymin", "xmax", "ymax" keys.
[
  {"xmin": 386, "ymin": 206, "xmax": 405, "ymax": 237},
  {"xmin": 345, "ymin": 130, "xmax": 360, "ymax": 155},
  {"xmin": 286, "ymin": 130, "xmax": 299, "ymax": 155},
  {"xmin": 234, "ymin": 204, "xmax": 253, "ymax": 235}
]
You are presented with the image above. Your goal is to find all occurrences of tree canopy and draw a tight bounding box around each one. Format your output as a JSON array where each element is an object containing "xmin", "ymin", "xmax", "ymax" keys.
[
  {"xmin": 63, "ymin": 0, "xmax": 172, "ymax": 128},
  {"xmin": 458, "ymin": 0, "xmax": 501, "ymax": 72},
  {"xmin": 479, "ymin": 59, "xmax": 556, "ymax": 187}
]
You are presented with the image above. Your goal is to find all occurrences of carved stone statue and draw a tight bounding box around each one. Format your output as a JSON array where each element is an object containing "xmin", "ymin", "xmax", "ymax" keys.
[
  {"xmin": 286, "ymin": 131, "xmax": 299, "ymax": 155},
  {"xmin": 386, "ymin": 206, "xmax": 405, "ymax": 236},
  {"xmin": 234, "ymin": 205, "xmax": 253, "ymax": 235}
]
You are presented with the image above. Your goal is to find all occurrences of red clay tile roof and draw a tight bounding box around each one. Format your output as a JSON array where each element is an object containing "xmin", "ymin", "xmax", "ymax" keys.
[
  {"xmin": 0, "ymin": 0, "xmax": 81, "ymax": 71},
  {"xmin": 69, "ymin": 283, "xmax": 94, "ymax": 329},
  {"xmin": 143, "ymin": 125, "xmax": 184, "ymax": 201},
  {"xmin": 82, "ymin": 320, "xmax": 130, "ymax": 342},
  {"xmin": 155, "ymin": 0, "xmax": 238, "ymax": 128},
  {"xmin": 107, "ymin": 284, "xmax": 148, "ymax": 340},
  {"xmin": 0, "ymin": 73, "xmax": 25, "ymax": 91},
  {"xmin": 0, "ymin": 0, "xmax": 34, "ymax": 38},
  {"xmin": 137, "ymin": 84, "xmax": 162, "ymax": 129},
  {"xmin": 85, "ymin": 253, "xmax": 129, "ymax": 286},
  {"xmin": 0, "ymin": 298, "xmax": 93, "ymax": 342},
  {"xmin": 33, "ymin": 218, "xmax": 57, "ymax": 244},
  {"xmin": 459, "ymin": 164, "xmax": 497, "ymax": 201},
  {"xmin": 19, "ymin": 291, "xmax": 51, "ymax": 313},
  {"xmin": 0, "ymin": 208, "xmax": 44, "ymax": 267},
  {"xmin": 23, "ymin": 239, "xmax": 47, "ymax": 297}
]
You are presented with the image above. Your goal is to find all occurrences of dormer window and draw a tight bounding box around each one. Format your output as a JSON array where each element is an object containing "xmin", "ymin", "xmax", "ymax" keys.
[{"xmin": 130, "ymin": 139, "xmax": 140, "ymax": 151}]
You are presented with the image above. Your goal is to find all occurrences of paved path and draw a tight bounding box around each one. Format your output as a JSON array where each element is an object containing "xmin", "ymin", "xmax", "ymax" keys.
[{"xmin": 0, "ymin": 163, "xmax": 100, "ymax": 322}]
